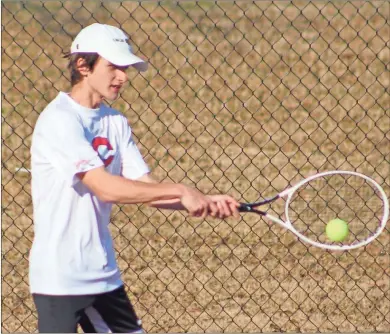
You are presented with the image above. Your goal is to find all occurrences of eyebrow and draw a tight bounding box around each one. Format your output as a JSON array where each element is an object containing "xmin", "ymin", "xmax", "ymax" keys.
[
  {"xmin": 117, "ymin": 65, "xmax": 130, "ymax": 70},
  {"xmin": 108, "ymin": 63, "xmax": 128, "ymax": 69}
]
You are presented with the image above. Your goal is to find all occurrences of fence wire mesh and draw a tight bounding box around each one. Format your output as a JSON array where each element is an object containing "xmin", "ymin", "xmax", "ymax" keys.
[{"xmin": 1, "ymin": 0, "xmax": 389, "ymax": 333}]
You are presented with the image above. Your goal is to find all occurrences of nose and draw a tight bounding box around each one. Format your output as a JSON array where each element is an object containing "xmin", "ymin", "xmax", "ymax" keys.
[{"xmin": 117, "ymin": 69, "xmax": 128, "ymax": 83}]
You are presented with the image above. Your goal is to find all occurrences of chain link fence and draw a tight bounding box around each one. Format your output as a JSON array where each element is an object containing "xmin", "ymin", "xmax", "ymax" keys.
[{"xmin": 2, "ymin": 0, "xmax": 389, "ymax": 333}]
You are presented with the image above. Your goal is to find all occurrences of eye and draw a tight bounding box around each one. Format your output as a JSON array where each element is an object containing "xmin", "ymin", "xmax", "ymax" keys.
[{"xmin": 118, "ymin": 65, "xmax": 129, "ymax": 71}]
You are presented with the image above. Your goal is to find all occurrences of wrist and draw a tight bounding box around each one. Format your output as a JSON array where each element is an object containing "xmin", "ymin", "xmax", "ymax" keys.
[{"xmin": 176, "ymin": 184, "xmax": 187, "ymax": 198}]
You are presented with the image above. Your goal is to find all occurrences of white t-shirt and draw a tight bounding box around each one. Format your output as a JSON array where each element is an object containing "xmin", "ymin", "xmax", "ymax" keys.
[{"xmin": 29, "ymin": 92, "xmax": 150, "ymax": 295}]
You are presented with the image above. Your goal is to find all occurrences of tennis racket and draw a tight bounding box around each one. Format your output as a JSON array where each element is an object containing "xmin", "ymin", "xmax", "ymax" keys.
[{"xmin": 239, "ymin": 171, "xmax": 389, "ymax": 250}]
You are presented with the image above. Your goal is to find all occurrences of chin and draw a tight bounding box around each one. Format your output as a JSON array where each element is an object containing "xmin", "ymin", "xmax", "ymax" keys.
[{"xmin": 104, "ymin": 93, "xmax": 119, "ymax": 101}]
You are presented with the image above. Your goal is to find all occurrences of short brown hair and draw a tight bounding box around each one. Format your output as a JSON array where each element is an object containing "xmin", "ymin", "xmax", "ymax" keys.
[{"xmin": 63, "ymin": 52, "xmax": 100, "ymax": 86}]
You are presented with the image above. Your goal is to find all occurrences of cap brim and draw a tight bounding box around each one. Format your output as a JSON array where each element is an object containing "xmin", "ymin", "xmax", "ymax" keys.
[
  {"xmin": 131, "ymin": 61, "xmax": 148, "ymax": 72},
  {"xmin": 100, "ymin": 50, "xmax": 148, "ymax": 72}
]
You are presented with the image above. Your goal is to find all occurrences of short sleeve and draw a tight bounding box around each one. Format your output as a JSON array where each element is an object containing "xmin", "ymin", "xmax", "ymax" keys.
[
  {"xmin": 120, "ymin": 121, "xmax": 150, "ymax": 180},
  {"xmin": 32, "ymin": 109, "xmax": 104, "ymax": 186}
]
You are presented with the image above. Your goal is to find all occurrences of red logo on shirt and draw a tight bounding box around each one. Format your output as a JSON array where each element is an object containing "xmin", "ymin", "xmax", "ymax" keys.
[{"xmin": 92, "ymin": 137, "xmax": 114, "ymax": 167}]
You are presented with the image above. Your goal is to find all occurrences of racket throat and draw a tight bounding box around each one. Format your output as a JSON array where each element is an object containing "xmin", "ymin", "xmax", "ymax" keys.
[{"xmin": 239, "ymin": 204, "xmax": 267, "ymax": 215}]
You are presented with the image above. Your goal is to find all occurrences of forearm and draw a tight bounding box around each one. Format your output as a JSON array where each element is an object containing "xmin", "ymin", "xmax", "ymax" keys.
[
  {"xmin": 79, "ymin": 167, "xmax": 185, "ymax": 204},
  {"xmin": 136, "ymin": 172, "xmax": 187, "ymax": 210},
  {"xmin": 148, "ymin": 198, "xmax": 186, "ymax": 210},
  {"xmin": 150, "ymin": 194, "xmax": 241, "ymax": 219},
  {"xmin": 103, "ymin": 177, "xmax": 185, "ymax": 204}
]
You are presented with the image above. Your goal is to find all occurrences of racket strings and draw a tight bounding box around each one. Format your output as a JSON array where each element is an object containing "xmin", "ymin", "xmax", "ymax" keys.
[{"xmin": 287, "ymin": 174, "xmax": 386, "ymax": 245}]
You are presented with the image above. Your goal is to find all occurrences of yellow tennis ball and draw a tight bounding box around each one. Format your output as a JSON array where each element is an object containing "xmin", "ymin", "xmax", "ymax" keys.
[{"xmin": 326, "ymin": 218, "xmax": 349, "ymax": 242}]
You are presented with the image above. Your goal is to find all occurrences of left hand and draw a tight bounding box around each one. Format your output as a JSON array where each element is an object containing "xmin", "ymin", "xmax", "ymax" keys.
[{"xmin": 207, "ymin": 194, "xmax": 241, "ymax": 219}]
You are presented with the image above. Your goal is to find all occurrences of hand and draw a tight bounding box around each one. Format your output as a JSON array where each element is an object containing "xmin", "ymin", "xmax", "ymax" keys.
[
  {"xmin": 207, "ymin": 194, "xmax": 241, "ymax": 219},
  {"xmin": 180, "ymin": 186, "xmax": 219, "ymax": 218}
]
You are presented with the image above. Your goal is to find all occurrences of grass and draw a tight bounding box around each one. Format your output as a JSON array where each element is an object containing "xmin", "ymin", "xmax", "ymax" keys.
[{"xmin": 2, "ymin": 0, "xmax": 390, "ymax": 333}]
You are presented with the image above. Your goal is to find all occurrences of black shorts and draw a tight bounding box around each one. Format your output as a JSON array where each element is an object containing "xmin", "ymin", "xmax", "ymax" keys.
[{"xmin": 32, "ymin": 285, "xmax": 143, "ymax": 333}]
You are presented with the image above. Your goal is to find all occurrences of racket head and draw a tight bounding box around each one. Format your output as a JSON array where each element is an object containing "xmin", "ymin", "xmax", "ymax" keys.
[{"xmin": 283, "ymin": 171, "xmax": 389, "ymax": 250}]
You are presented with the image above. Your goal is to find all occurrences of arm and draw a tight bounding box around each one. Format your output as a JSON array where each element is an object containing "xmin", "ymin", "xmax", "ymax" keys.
[
  {"xmin": 78, "ymin": 167, "xmax": 184, "ymax": 204},
  {"xmin": 137, "ymin": 173, "xmax": 240, "ymax": 219},
  {"xmin": 78, "ymin": 167, "xmax": 218, "ymax": 218},
  {"xmin": 115, "ymin": 119, "xmax": 218, "ymax": 217},
  {"xmin": 136, "ymin": 173, "xmax": 188, "ymax": 210},
  {"xmin": 102, "ymin": 117, "xmax": 238, "ymax": 218}
]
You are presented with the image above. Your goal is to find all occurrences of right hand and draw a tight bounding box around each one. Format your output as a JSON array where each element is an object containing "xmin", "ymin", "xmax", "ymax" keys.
[{"xmin": 180, "ymin": 186, "xmax": 219, "ymax": 218}]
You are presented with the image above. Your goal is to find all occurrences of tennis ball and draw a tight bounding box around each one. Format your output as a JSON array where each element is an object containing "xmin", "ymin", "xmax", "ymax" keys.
[{"xmin": 326, "ymin": 218, "xmax": 349, "ymax": 242}]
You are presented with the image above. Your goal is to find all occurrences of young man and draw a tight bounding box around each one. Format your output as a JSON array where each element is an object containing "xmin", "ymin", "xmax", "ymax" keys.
[{"xmin": 30, "ymin": 23, "xmax": 240, "ymax": 333}]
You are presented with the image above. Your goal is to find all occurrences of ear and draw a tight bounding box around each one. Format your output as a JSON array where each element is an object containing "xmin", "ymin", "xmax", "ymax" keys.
[{"xmin": 75, "ymin": 57, "xmax": 91, "ymax": 77}]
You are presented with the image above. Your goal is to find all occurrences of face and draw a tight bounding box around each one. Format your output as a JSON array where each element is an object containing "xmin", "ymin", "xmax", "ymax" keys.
[{"xmin": 85, "ymin": 57, "xmax": 129, "ymax": 102}]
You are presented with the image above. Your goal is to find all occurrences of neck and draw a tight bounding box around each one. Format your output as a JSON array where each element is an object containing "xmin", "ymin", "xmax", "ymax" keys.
[{"xmin": 69, "ymin": 82, "xmax": 102, "ymax": 109}]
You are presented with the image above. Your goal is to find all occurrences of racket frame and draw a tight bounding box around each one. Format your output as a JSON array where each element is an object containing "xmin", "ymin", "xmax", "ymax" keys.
[{"xmin": 239, "ymin": 170, "xmax": 389, "ymax": 250}]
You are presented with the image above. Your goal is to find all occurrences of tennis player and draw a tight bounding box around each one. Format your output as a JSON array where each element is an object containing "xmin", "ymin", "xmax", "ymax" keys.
[{"xmin": 29, "ymin": 23, "xmax": 240, "ymax": 333}]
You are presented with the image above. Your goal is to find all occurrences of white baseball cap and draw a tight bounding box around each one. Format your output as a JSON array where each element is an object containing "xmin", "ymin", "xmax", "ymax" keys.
[{"xmin": 70, "ymin": 23, "xmax": 148, "ymax": 71}]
